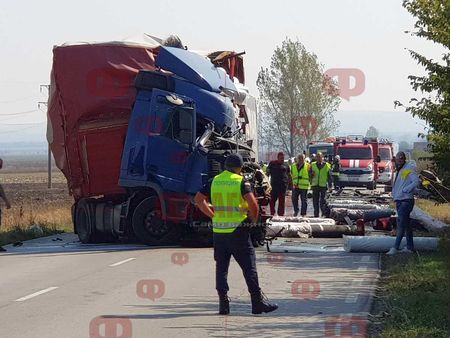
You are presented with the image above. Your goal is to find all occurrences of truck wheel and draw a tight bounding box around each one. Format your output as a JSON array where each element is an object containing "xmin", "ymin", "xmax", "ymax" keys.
[
  {"xmin": 132, "ymin": 196, "xmax": 180, "ymax": 245},
  {"xmin": 367, "ymin": 181, "xmax": 376, "ymax": 190},
  {"xmin": 71, "ymin": 202, "xmax": 77, "ymax": 234},
  {"xmin": 75, "ymin": 199, "xmax": 96, "ymax": 243}
]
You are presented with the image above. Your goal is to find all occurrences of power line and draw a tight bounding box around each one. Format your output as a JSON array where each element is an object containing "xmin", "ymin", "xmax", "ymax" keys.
[
  {"xmin": 0, "ymin": 124, "xmax": 43, "ymax": 134},
  {"xmin": 0, "ymin": 109, "xmax": 40, "ymax": 116},
  {"xmin": 0, "ymin": 121, "xmax": 46, "ymax": 126},
  {"xmin": 0, "ymin": 96, "xmax": 38, "ymax": 104}
]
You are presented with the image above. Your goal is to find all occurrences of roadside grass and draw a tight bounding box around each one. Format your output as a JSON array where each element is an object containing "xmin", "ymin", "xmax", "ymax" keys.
[
  {"xmin": 0, "ymin": 202, "xmax": 72, "ymax": 246},
  {"xmin": 415, "ymin": 199, "xmax": 450, "ymax": 224},
  {"xmin": 371, "ymin": 200, "xmax": 450, "ymax": 338},
  {"xmin": 375, "ymin": 236, "xmax": 450, "ymax": 338}
]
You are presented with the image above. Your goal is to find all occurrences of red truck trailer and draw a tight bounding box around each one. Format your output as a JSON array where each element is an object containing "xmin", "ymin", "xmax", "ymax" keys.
[{"xmin": 47, "ymin": 37, "xmax": 259, "ymax": 245}]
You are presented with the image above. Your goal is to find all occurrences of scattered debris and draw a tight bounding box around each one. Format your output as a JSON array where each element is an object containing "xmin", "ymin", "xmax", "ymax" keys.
[{"xmin": 28, "ymin": 224, "xmax": 44, "ymax": 236}]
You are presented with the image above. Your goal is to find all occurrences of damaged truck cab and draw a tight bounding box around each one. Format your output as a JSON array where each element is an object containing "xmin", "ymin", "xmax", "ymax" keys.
[{"xmin": 48, "ymin": 41, "xmax": 257, "ymax": 245}]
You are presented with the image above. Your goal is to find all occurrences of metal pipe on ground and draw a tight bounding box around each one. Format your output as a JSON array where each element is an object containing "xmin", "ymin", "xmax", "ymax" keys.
[
  {"xmin": 327, "ymin": 203, "xmax": 379, "ymax": 210},
  {"xmin": 330, "ymin": 208, "xmax": 395, "ymax": 223},
  {"xmin": 269, "ymin": 221, "xmax": 360, "ymax": 238},
  {"xmin": 410, "ymin": 206, "xmax": 449, "ymax": 232},
  {"xmin": 363, "ymin": 209, "xmax": 396, "ymax": 221},
  {"xmin": 343, "ymin": 235, "xmax": 439, "ymax": 253}
]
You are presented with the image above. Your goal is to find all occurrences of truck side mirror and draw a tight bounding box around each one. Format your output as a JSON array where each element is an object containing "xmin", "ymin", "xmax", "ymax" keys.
[{"xmin": 376, "ymin": 155, "xmax": 381, "ymax": 163}]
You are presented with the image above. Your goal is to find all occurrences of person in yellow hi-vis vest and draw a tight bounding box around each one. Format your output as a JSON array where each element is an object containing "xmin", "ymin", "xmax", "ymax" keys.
[
  {"xmin": 194, "ymin": 154, "xmax": 278, "ymax": 315},
  {"xmin": 291, "ymin": 154, "xmax": 310, "ymax": 216},
  {"xmin": 309, "ymin": 152, "xmax": 332, "ymax": 217}
]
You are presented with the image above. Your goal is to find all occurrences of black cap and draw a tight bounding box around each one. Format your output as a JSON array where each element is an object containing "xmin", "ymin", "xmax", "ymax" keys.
[{"xmin": 224, "ymin": 153, "xmax": 244, "ymax": 168}]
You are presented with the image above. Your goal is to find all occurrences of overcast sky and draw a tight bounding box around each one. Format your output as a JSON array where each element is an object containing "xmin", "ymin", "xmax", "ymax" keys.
[{"xmin": 0, "ymin": 0, "xmax": 445, "ymax": 143}]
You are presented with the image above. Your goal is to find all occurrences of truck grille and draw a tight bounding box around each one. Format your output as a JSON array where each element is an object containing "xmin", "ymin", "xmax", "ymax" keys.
[{"xmin": 343, "ymin": 169, "xmax": 366, "ymax": 175}]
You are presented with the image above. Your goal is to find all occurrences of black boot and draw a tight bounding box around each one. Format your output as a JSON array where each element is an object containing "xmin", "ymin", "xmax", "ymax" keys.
[
  {"xmin": 251, "ymin": 291, "xmax": 278, "ymax": 314},
  {"xmin": 218, "ymin": 293, "xmax": 230, "ymax": 315}
]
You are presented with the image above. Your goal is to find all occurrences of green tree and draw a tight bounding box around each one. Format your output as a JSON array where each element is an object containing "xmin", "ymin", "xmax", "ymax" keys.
[
  {"xmin": 396, "ymin": 0, "xmax": 450, "ymax": 183},
  {"xmin": 365, "ymin": 126, "xmax": 380, "ymax": 138},
  {"xmin": 257, "ymin": 38, "xmax": 340, "ymax": 157}
]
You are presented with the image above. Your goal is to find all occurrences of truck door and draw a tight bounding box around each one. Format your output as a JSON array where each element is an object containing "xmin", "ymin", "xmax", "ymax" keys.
[{"xmin": 146, "ymin": 89, "xmax": 196, "ymax": 192}]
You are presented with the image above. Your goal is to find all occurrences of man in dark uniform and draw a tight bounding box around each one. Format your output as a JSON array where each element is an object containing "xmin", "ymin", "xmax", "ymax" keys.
[
  {"xmin": 331, "ymin": 155, "xmax": 341, "ymax": 191},
  {"xmin": 0, "ymin": 158, "xmax": 11, "ymax": 252},
  {"xmin": 266, "ymin": 152, "xmax": 291, "ymax": 216},
  {"xmin": 194, "ymin": 154, "xmax": 278, "ymax": 315}
]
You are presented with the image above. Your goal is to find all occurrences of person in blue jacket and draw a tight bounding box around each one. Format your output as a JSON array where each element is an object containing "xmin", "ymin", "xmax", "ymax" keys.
[{"xmin": 386, "ymin": 152, "xmax": 421, "ymax": 255}]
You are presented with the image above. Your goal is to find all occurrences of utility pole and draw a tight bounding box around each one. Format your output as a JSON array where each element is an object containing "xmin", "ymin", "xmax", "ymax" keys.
[{"xmin": 39, "ymin": 85, "xmax": 51, "ymax": 189}]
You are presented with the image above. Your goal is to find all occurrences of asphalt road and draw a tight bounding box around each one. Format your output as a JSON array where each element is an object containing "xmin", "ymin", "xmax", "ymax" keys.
[{"xmin": 0, "ymin": 233, "xmax": 379, "ymax": 338}]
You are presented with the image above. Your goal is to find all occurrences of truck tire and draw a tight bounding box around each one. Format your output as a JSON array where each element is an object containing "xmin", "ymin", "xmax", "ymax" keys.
[
  {"xmin": 75, "ymin": 199, "xmax": 96, "ymax": 243},
  {"xmin": 132, "ymin": 196, "xmax": 180, "ymax": 246}
]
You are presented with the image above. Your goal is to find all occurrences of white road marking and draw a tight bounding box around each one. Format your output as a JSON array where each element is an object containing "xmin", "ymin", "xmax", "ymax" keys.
[
  {"xmin": 15, "ymin": 287, "xmax": 59, "ymax": 302},
  {"xmin": 357, "ymin": 266, "xmax": 368, "ymax": 272},
  {"xmin": 345, "ymin": 294, "xmax": 358, "ymax": 303},
  {"xmin": 109, "ymin": 258, "xmax": 136, "ymax": 267}
]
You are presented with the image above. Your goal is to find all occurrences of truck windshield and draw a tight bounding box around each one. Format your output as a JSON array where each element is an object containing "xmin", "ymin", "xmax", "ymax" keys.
[
  {"xmin": 379, "ymin": 148, "xmax": 391, "ymax": 160},
  {"xmin": 308, "ymin": 145, "xmax": 333, "ymax": 156},
  {"xmin": 338, "ymin": 147, "xmax": 372, "ymax": 159}
]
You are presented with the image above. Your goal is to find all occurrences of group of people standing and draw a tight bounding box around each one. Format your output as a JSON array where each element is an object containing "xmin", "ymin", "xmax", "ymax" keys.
[{"xmin": 263, "ymin": 151, "xmax": 341, "ymax": 218}]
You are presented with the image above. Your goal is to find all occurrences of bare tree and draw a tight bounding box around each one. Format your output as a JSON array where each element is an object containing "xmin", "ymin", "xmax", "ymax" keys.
[{"xmin": 257, "ymin": 38, "xmax": 340, "ymax": 157}]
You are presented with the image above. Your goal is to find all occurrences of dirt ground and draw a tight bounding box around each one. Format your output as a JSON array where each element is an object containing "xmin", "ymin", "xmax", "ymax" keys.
[{"xmin": 0, "ymin": 170, "xmax": 73, "ymax": 230}]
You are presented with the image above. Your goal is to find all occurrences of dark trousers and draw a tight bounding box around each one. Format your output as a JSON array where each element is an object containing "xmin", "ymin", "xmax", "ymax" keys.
[
  {"xmin": 332, "ymin": 175, "xmax": 340, "ymax": 189},
  {"xmin": 312, "ymin": 186, "xmax": 327, "ymax": 217},
  {"xmin": 270, "ymin": 190, "xmax": 286, "ymax": 216},
  {"xmin": 292, "ymin": 188, "xmax": 308, "ymax": 216},
  {"xmin": 394, "ymin": 199, "xmax": 415, "ymax": 250},
  {"xmin": 213, "ymin": 228, "xmax": 260, "ymax": 295}
]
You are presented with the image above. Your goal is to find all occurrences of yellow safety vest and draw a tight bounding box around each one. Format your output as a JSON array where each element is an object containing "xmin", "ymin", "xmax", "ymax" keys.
[
  {"xmin": 211, "ymin": 170, "xmax": 249, "ymax": 234},
  {"xmin": 311, "ymin": 162, "xmax": 331, "ymax": 188},
  {"xmin": 291, "ymin": 163, "xmax": 310, "ymax": 190}
]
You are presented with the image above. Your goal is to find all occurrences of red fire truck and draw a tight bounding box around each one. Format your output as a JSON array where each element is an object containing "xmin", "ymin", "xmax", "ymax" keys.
[
  {"xmin": 377, "ymin": 141, "xmax": 395, "ymax": 185},
  {"xmin": 334, "ymin": 135, "xmax": 381, "ymax": 190}
]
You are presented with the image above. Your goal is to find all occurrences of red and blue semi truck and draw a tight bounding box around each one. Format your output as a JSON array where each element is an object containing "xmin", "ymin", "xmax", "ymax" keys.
[{"xmin": 47, "ymin": 38, "xmax": 258, "ymax": 245}]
